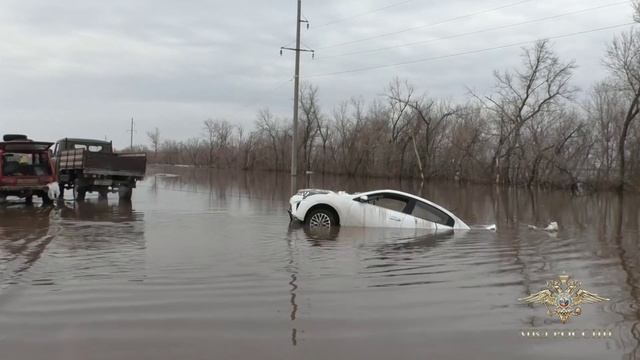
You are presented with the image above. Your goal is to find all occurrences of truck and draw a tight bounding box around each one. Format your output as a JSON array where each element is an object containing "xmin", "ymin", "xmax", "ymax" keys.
[
  {"xmin": 0, "ymin": 134, "xmax": 56, "ymax": 204},
  {"xmin": 53, "ymin": 138, "xmax": 147, "ymax": 201}
]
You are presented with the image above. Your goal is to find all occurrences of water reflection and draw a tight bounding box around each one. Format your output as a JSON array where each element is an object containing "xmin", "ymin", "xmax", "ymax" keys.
[
  {"xmin": 0, "ymin": 199, "xmax": 146, "ymax": 290},
  {"xmin": 611, "ymin": 193, "xmax": 640, "ymax": 360},
  {"xmin": 1, "ymin": 166, "xmax": 639, "ymax": 359},
  {"xmin": 148, "ymin": 167, "xmax": 640, "ymax": 356},
  {"xmin": 0, "ymin": 206, "xmax": 54, "ymax": 284},
  {"xmin": 57, "ymin": 200, "xmax": 138, "ymax": 223},
  {"xmin": 51, "ymin": 200, "xmax": 145, "ymax": 254}
]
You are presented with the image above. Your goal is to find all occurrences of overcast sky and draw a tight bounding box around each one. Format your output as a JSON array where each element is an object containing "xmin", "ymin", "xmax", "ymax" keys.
[{"xmin": 0, "ymin": 0, "xmax": 634, "ymax": 149}]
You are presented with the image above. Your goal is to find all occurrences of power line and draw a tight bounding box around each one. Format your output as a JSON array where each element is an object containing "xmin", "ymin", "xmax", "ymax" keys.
[
  {"xmin": 231, "ymin": 77, "xmax": 293, "ymax": 114},
  {"xmin": 305, "ymin": 22, "xmax": 635, "ymax": 79},
  {"xmin": 313, "ymin": 0, "xmax": 413, "ymax": 29},
  {"xmin": 317, "ymin": 0, "xmax": 534, "ymax": 50},
  {"xmin": 318, "ymin": 0, "xmax": 629, "ymax": 59}
]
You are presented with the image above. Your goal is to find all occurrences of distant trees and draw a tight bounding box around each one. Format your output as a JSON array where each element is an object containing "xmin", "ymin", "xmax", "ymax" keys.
[{"xmin": 143, "ymin": 33, "xmax": 640, "ymax": 191}]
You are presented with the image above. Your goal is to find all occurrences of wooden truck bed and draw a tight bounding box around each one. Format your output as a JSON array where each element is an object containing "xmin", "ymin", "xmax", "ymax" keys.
[{"xmin": 58, "ymin": 149, "xmax": 147, "ymax": 178}]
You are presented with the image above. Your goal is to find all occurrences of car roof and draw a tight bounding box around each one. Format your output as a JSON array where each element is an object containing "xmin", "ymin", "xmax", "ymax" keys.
[
  {"xmin": 360, "ymin": 189, "xmax": 425, "ymax": 201},
  {"xmin": 0, "ymin": 141, "xmax": 53, "ymax": 152},
  {"xmin": 359, "ymin": 188, "xmax": 454, "ymax": 210},
  {"xmin": 359, "ymin": 189, "xmax": 468, "ymax": 226},
  {"xmin": 57, "ymin": 138, "xmax": 111, "ymax": 145}
]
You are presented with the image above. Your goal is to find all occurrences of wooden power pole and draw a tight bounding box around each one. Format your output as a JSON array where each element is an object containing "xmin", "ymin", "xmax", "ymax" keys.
[
  {"xmin": 281, "ymin": 0, "xmax": 314, "ymax": 195},
  {"xmin": 129, "ymin": 117, "xmax": 134, "ymax": 149}
]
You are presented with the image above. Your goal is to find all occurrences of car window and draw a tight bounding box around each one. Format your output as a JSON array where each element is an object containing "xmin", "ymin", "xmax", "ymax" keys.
[
  {"xmin": 74, "ymin": 144, "xmax": 103, "ymax": 152},
  {"xmin": 367, "ymin": 193, "xmax": 410, "ymax": 213},
  {"xmin": 2, "ymin": 152, "xmax": 52, "ymax": 176},
  {"xmin": 411, "ymin": 201, "xmax": 454, "ymax": 226}
]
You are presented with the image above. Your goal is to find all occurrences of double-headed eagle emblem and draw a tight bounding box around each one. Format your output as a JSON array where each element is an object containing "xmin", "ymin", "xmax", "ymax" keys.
[{"xmin": 518, "ymin": 274, "xmax": 609, "ymax": 323}]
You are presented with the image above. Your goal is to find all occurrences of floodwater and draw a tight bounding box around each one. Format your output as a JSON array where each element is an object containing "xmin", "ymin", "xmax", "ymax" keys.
[{"xmin": 0, "ymin": 166, "xmax": 639, "ymax": 360}]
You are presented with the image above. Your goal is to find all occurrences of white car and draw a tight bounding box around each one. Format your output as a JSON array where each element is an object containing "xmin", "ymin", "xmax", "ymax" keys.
[{"xmin": 288, "ymin": 189, "xmax": 470, "ymax": 231}]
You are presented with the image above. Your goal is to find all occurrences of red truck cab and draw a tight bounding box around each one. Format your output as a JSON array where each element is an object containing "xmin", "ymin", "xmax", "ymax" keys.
[{"xmin": 0, "ymin": 134, "xmax": 55, "ymax": 204}]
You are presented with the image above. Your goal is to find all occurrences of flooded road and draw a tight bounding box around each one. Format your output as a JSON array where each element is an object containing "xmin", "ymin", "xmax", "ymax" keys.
[{"xmin": 0, "ymin": 166, "xmax": 639, "ymax": 360}]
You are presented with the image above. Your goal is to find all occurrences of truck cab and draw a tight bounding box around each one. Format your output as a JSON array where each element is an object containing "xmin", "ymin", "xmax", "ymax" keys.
[{"xmin": 0, "ymin": 134, "xmax": 55, "ymax": 204}]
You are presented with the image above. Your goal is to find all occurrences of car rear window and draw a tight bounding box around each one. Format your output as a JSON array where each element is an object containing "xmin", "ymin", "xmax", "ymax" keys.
[
  {"xmin": 412, "ymin": 201, "xmax": 455, "ymax": 226},
  {"xmin": 74, "ymin": 144, "xmax": 104, "ymax": 152},
  {"xmin": 2, "ymin": 152, "xmax": 52, "ymax": 176}
]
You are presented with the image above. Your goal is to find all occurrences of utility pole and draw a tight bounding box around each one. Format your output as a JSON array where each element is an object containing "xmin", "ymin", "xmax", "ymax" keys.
[
  {"xmin": 281, "ymin": 0, "xmax": 314, "ymax": 195},
  {"xmin": 129, "ymin": 117, "xmax": 135, "ymax": 149}
]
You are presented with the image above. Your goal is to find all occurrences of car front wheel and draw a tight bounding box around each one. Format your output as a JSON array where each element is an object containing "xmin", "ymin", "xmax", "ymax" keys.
[{"xmin": 306, "ymin": 208, "xmax": 337, "ymax": 228}]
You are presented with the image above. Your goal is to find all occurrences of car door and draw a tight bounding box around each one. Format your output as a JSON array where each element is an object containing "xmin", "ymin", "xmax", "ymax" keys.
[{"xmin": 357, "ymin": 192, "xmax": 413, "ymax": 228}]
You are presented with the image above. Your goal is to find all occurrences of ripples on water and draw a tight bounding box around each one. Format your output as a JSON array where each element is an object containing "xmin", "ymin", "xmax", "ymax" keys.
[{"xmin": 0, "ymin": 166, "xmax": 638, "ymax": 360}]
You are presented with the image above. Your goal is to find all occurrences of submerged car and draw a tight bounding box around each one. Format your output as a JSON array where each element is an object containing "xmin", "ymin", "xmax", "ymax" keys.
[{"xmin": 288, "ymin": 189, "xmax": 469, "ymax": 231}]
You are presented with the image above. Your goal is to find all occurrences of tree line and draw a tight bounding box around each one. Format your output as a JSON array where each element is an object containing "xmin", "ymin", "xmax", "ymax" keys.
[{"xmin": 132, "ymin": 12, "xmax": 640, "ymax": 191}]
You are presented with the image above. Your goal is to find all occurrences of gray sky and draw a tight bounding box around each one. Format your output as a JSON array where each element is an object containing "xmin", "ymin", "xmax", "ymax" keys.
[{"xmin": 0, "ymin": 0, "xmax": 634, "ymax": 149}]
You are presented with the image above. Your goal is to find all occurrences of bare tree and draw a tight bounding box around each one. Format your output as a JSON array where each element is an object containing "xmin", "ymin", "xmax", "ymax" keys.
[
  {"xmin": 183, "ymin": 138, "xmax": 201, "ymax": 166},
  {"xmin": 605, "ymin": 28, "xmax": 640, "ymax": 190},
  {"xmin": 203, "ymin": 119, "xmax": 217, "ymax": 167},
  {"xmin": 203, "ymin": 119, "xmax": 233, "ymax": 168},
  {"xmin": 385, "ymin": 78, "xmax": 414, "ymax": 177},
  {"xmin": 255, "ymin": 108, "xmax": 281, "ymax": 171},
  {"xmin": 477, "ymin": 40, "xmax": 577, "ymax": 184},
  {"xmin": 586, "ymin": 81, "xmax": 625, "ymax": 184},
  {"xmin": 146, "ymin": 127, "xmax": 160, "ymax": 161},
  {"xmin": 299, "ymin": 83, "xmax": 321, "ymax": 172}
]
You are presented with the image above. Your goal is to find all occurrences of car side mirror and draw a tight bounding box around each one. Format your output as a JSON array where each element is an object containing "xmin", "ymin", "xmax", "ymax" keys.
[{"xmin": 359, "ymin": 195, "xmax": 368, "ymax": 202}]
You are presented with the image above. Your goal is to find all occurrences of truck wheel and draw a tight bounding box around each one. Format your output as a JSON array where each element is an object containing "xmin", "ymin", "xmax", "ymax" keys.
[
  {"xmin": 25, "ymin": 195, "xmax": 33, "ymax": 205},
  {"xmin": 42, "ymin": 194, "xmax": 53, "ymax": 206},
  {"xmin": 119, "ymin": 186, "xmax": 133, "ymax": 201},
  {"xmin": 98, "ymin": 187, "xmax": 109, "ymax": 201},
  {"xmin": 73, "ymin": 186, "xmax": 86, "ymax": 201},
  {"xmin": 73, "ymin": 179, "xmax": 87, "ymax": 201}
]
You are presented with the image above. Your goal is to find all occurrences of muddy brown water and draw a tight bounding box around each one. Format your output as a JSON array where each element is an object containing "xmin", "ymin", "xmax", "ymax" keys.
[{"xmin": 0, "ymin": 166, "xmax": 639, "ymax": 360}]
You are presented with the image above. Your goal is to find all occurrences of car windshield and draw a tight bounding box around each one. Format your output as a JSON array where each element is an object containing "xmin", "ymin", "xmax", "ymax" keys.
[{"xmin": 2, "ymin": 152, "xmax": 51, "ymax": 176}]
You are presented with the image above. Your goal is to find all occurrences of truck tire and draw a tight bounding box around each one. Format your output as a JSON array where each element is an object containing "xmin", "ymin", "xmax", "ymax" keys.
[
  {"xmin": 73, "ymin": 187, "xmax": 86, "ymax": 201},
  {"xmin": 98, "ymin": 187, "xmax": 109, "ymax": 201},
  {"xmin": 73, "ymin": 180, "xmax": 87, "ymax": 201},
  {"xmin": 25, "ymin": 195, "xmax": 33, "ymax": 205},
  {"xmin": 119, "ymin": 186, "xmax": 132, "ymax": 201},
  {"xmin": 41, "ymin": 194, "xmax": 53, "ymax": 205},
  {"xmin": 58, "ymin": 183, "xmax": 65, "ymax": 199}
]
